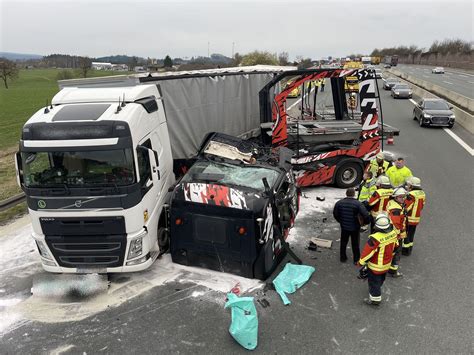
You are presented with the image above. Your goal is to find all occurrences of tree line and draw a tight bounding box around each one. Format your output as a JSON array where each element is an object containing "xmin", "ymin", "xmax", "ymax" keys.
[{"xmin": 371, "ymin": 38, "xmax": 472, "ymax": 57}]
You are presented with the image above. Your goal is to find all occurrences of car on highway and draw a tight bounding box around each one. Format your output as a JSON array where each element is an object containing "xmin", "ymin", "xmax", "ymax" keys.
[
  {"xmin": 391, "ymin": 83, "xmax": 412, "ymax": 99},
  {"xmin": 413, "ymin": 98, "xmax": 455, "ymax": 128},
  {"xmin": 374, "ymin": 68, "xmax": 382, "ymax": 79},
  {"xmin": 432, "ymin": 67, "xmax": 445, "ymax": 74},
  {"xmin": 384, "ymin": 64, "xmax": 391, "ymax": 68},
  {"xmin": 383, "ymin": 77, "xmax": 400, "ymax": 90}
]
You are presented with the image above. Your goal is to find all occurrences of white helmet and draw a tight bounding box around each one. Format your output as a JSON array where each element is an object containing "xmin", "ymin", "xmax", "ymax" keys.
[
  {"xmin": 376, "ymin": 175, "xmax": 391, "ymax": 187},
  {"xmin": 375, "ymin": 213, "xmax": 391, "ymax": 230},
  {"xmin": 376, "ymin": 152, "xmax": 384, "ymax": 159},
  {"xmin": 393, "ymin": 187, "xmax": 407, "ymax": 197},
  {"xmin": 407, "ymin": 176, "xmax": 421, "ymax": 187}
]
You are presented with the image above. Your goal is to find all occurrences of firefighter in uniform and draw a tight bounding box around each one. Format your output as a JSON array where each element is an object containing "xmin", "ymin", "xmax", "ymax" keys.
[
  {"xmin": 403, "ymin": 177, "xmax": 426, "ymax": 256},
  {"xmin": 369, "ymin": 152, "xmax": 390, "ymax": 178},
  {"xmin": 358, "ymin": 213, "xmax": 399, "ymax": 306},
  {"xmin": 387, "ymin": 187, "xmax": 408, "ymax": 277},
  {"xmin": 366, "ymin": 176, "xmax": 393, "ymax": 232}
]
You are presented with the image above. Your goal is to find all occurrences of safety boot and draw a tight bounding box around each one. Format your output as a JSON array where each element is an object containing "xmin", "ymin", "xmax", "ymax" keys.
[
  {"xmin": 364, "ymin": 298, "xmax": 380, "ymax": 306},
  {"xmin": 388, "ymin": 270, "xmax": 403, "ymax": 278}
]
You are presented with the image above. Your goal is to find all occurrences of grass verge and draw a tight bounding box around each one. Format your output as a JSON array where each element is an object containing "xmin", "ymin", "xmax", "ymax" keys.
[{"xmin": 0, "ymin": 202, "xmax": 27, "ymax": 226}]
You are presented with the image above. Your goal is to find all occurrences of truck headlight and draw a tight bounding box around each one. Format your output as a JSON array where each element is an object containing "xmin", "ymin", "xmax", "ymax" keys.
[
  {"xmin": 395, "ymin": 92, "xmax": 399, "ymax": 95},
  {"xmin": 423, "ymin": 113, "xmax": 432, "ymax": 118},
  {"xmin": 449, "ymin": 114, "xmax": 455, "ymax": 119},
  {"xmin": 36, "ymin": 241, "xmax": 53, "ymax": 260},
  {"xmin": 128, "ymin": 236, "xmax": 143, "ymax": 259}
]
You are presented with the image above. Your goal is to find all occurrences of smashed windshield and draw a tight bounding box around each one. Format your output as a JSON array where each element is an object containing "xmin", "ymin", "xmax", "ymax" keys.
[
  {"xmin": 182, "ymin": 160, "xmax": 280, "ymax": 192},
  {"xmin": 22, "ymin": 149, "xmax": 135, "ymax": 187}
]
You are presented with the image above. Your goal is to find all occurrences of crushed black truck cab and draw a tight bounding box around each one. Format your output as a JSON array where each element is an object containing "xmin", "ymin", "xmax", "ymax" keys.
[{"xmin": 170, "ymin": 133, "xmax": 299, "ymax": 280}]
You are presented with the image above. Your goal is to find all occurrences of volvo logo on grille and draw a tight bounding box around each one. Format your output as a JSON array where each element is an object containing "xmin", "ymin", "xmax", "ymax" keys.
[{"xmin": 74, "ymin": 200, "xmax": 83, "ymax": 208}]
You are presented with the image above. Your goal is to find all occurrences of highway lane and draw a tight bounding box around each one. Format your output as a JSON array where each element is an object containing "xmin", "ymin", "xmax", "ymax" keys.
[
  {"xmin": 396, "ymin": 64, "xmax": 474, "ymax": 99},
  {"xmin": 2, "ymin": 83, "xmax": 473, "ymax": 354}
]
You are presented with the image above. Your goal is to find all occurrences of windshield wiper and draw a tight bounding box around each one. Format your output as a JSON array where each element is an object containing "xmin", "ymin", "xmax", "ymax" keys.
[{"xmin": 32, "ymin": 183, "xmax": 70, "ymax": 195}]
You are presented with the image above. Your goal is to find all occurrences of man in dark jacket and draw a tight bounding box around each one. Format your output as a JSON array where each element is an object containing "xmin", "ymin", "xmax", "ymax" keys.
[{"xmin": 333, "ymin": 188, "xmax": 370, "ymax": 263}]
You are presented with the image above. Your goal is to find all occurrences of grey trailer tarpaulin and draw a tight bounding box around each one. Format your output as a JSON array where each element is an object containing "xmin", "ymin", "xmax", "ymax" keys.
[{"xmin": 59, "ymin": 65, "xmax": 295, "ymax": 160}]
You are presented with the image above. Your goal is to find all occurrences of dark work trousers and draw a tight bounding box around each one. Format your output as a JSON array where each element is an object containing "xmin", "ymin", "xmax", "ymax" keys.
[
  {"xmin": 389, "ymin": 241, "xmax": 403, "ymax": 272},
  {"xmin": 368, "ymin": 269, "xmax": 386, "ymax": 302},
  {"xmin": 369, "ymin": 215, "xmax": 375, "ymax": 233},
  {"xmin": 403, "ymin": 224, "xmax": 417, "ymax": 255},
  {"xmin": 340, "ymin": 229, "xmax": 360, "ymax": 262}
]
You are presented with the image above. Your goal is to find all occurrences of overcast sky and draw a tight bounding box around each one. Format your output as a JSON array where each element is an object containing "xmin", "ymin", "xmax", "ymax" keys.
[{"xmin": 0, "ymin": 0, "xmax": 472, "ymax": 60}]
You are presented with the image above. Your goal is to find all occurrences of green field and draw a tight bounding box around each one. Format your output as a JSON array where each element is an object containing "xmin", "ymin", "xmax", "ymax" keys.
[{"xmin": 0, "ymin": 68, "xmax": 132, "ymax": 203}]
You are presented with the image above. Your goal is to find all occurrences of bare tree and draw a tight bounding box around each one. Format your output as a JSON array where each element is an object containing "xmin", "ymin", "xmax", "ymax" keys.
[
  {"xmin": 78, "ymin": 56, "xmax": 92, "ymax": 78},
  {"xmin": 128, "ymin": 56, "xmax": 138, "ymax": 71},
  {"xmin": 232, "ymin": 52, "xmax": 243, "ymax": 66},
  {"xmin": 278, "ymin": 52, "xmax": 289, "ymax": 66},
  {"xmin": 0, "ymin": 58, "xmax": 19, "ymax": 89}
]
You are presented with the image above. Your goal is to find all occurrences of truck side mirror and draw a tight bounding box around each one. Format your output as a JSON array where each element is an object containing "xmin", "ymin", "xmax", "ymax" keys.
[{"xmin": 14, "ymin": 152, "xmax": 24, "ymax": 187}]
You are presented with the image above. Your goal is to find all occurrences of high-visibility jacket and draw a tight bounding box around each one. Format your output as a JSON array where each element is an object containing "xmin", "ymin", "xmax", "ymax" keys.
[
  {"xmin": 369, "ymin": 159, "xmax": 390, "ymax": 177},
  {"xmin": 358, "ymin": 178, "xmax": 377, "ymax": 202},
  {"xmin": 387, "ymin": 199, "xmax": 407, "ymax": 239},
  {"xmin": 368, "ymin": 188, "xmax": 393, "ymax": 217},
  {"xmin": 406, "ymin": 189, "xmax": 426, "ymax": 225},
  {"xmin": 386, "ymin": 166, "xmax": 413, "ymax": 187},
  {"xmin": 359, "ymin": 227, "xmax": 399, "ymax": 274}
]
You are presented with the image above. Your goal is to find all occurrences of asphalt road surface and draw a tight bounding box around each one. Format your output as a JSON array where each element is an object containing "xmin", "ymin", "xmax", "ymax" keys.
[
  {"xmin": 1, "ymin": 83, "xmax": 473, "ymax": 354},
  {"xmin": 395, "ymin": 64, "xmax": 474, "ymax": 99}
]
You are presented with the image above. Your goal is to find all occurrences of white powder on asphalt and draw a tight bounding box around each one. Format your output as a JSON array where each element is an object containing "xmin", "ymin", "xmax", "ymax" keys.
[{"xmin": 0, "ymin": 186, "xmax": 342, "ymax": 332}]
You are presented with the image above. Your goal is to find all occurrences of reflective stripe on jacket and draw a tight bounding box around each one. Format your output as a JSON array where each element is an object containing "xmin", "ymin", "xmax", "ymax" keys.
[
  {"xmin": 359, "ymin": 228, "xmax": 399, "ymax": 274},
  {"xmin": 386, "ymin": 166, "xmax": 413, "ymax": 187},
  {"xmin": 368, "ymin": 188, "xmax": 393, "ymax": 216},
  {"xmin": 387, "ymin": 199, "xmax": 407, "ymax": 238},
  {"xmin": 358, "ymin": 178, "xmax": 377, "ymax": 202},
  {"xmin": 369, "ymin": 159, "xmax": 390, "ymax": 177},
  {"xmin": 406, "ymin": 189, "xmax": 426, "ymax": 225}
]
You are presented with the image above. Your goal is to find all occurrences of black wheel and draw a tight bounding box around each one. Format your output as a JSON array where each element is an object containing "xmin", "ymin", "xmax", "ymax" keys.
[
  {"xmin": 419, "ymin": 117, "xmax": 425, "ymax": 127},
  {"xmin": 157, "ymin": 226, "xmax": 170, "ymax": 253},
  {"xmin": 335, "ymin": 162, "xmax": 363, "ymax": 188},
  {"xmin": 413, "ymin": 110, "xmax": 417, "ymax": 120}
]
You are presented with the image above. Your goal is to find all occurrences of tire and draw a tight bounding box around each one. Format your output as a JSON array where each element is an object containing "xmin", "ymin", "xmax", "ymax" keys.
[
  {"xmin": 335, "ymin": 162, "xmax": 363, "ymax": 188},
  {"xmin": 157, "ymin": 226, "xmax": 170, "ymax": 253},
  {"xmin": 419, "ymin": 117, "xmax": 425, "ymax": 127},
  {"xmin": 413, "ymin": 110, "xmax": 418, "ymax": 120}
]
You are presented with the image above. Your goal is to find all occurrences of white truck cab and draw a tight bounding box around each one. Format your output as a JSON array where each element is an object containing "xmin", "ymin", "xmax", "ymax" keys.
[{"xmin": 16, "ymin": 85, "xmax": 174, "ymax": 273}]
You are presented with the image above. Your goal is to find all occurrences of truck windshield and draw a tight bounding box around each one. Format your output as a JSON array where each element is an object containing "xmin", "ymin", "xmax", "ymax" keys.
[
  {"xmin": 183, "ymin": 160, "xmax": 280, "ymax": 192},
  {"xmin": 21, "ymin": 149, "xmax": 135, "ymax": 187}
]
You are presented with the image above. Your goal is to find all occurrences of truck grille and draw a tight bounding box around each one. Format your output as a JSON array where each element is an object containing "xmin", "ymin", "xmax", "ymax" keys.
[
  {"xmin": 41, "ymin": 216, "xmax": 126, "ymax": 268},
  {"xmin": 45, "ymin": 235, "xmax": 126, "ymax": 267}
]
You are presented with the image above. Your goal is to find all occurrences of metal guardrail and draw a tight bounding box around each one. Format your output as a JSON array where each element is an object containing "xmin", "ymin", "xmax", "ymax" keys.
[{"xmin": 0, "ymin": 193, "xmax": 26, "ymax": 212}]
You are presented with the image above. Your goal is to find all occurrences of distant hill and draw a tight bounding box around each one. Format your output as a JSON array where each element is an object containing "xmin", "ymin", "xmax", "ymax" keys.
[
  {"xmin": 95, "ymin": 55, "xmax": 146, "ymax": 64},
  {"xmin": 0, "ymin": 52, "xmax": 43, "ymax": 61}
]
